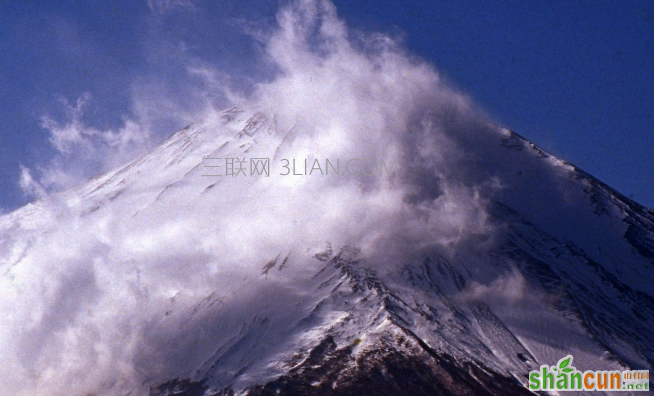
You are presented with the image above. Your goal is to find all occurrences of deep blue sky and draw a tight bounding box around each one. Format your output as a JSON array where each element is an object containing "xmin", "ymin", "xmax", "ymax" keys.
[{"xmin": 0, "ymin": 0, "xmax": 652, "ymax": 210}]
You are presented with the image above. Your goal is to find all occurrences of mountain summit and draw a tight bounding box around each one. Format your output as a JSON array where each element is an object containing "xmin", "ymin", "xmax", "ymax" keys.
[{"xmin": 2, "ymin": 1, "xmax": 653, "ymax": 394}]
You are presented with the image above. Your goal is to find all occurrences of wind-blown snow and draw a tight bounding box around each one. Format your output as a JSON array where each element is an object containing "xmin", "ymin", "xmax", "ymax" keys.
[{"xmin": 1, "ymin": 1, "xmax": 653, "ymax": 395}]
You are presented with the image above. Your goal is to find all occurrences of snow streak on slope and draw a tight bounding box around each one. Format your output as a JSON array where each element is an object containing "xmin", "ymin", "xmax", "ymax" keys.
[{"xmin": 1, "ymin": 1, "xmax": 653, "ymax": 395}]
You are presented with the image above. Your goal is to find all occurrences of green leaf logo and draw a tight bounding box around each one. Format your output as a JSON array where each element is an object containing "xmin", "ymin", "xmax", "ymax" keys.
[
  {"xmin": 557, "ymin": 355, "xmax": 574, "ymax": 370},
  {"xmin": 559, "ymin": 356, "xmax": 571, "ymax": 369}
]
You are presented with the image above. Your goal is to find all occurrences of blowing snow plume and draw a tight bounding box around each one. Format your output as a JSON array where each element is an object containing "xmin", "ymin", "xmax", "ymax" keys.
[{"xmin": 2, "ymin": 1, "xmax": 654, "ymax": 395}]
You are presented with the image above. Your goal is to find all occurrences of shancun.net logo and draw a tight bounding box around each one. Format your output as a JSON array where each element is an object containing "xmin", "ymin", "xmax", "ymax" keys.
[{"xmin": 528, "ymin": 355, "xmax": 649, "ymax": 391}]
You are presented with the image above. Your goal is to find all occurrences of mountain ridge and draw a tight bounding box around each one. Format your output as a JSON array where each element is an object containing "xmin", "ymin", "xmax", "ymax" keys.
[{"xmin": 1, "ymin": 108, "xmax": 653, "ymax": 396}]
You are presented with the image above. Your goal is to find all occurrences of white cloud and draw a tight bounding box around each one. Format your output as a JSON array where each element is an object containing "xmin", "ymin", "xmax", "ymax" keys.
[
  {"xmin": 0, "ymin": 1, "xmax": 532, "ymax": 394},
  {"xmin": 21, "ymin": 93, "xmax": 152, "ymax": 196},
  {"xmin": 18, "ymin": 165, "xmax": 46, "ymax": 199},
  {"xmin": 457, "ymin": 266, "xmax": 530, "ymax": 305},
  {"xmin": 40, "ymin": 93, "xmax": 95, "ymax": 154}
]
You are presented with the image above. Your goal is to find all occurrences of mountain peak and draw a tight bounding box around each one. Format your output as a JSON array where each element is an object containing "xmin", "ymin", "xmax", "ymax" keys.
[{"xmin": 1, "ymin": 108, "xmax": 652, "ymax": 395}]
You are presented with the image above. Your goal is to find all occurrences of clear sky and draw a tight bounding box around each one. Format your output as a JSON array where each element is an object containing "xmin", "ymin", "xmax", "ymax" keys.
[{"xmin": 0, "ymin": 0, "xmax": 652, "ymax": 211}]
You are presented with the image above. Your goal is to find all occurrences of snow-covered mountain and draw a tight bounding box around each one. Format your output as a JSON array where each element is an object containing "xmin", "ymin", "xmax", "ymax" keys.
[
  {"xmin": 1, "ymin": 106, "xmax": 653, "ymax": 396},
  {"xmin": 2, "ymin": 2, "xmax": 654, "ymax": 394}
]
